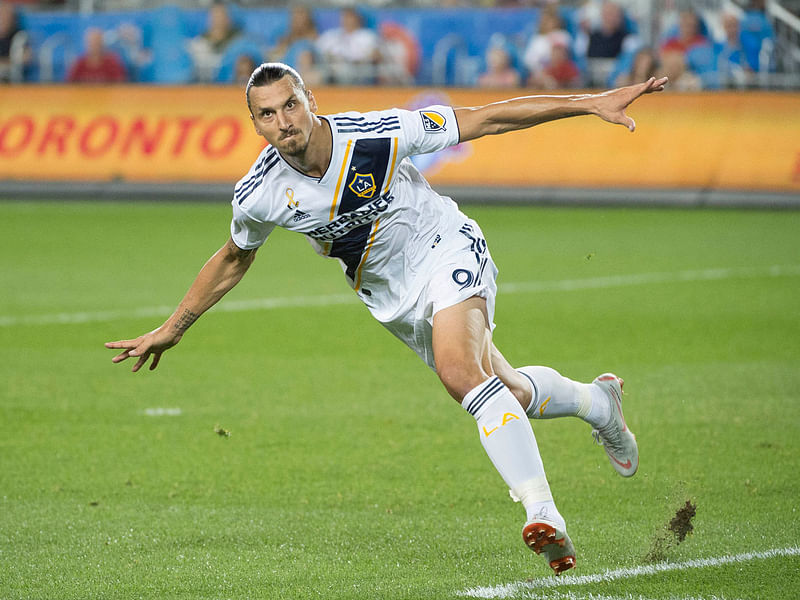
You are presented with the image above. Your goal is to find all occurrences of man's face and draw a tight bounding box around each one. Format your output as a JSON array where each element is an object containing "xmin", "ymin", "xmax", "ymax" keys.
[
  {"xmin": 0, "ymin": 4, "xmax": 15, "ymax": 33},
  {"xmin": 86, "ymin": 29, "xmax": 105, "ymax": 57},
  {"xmin": 679, "ymin": 12, "xmax": 698, "ymax": 39},
  {"xmin": 601, "ymin": 3, "xmax": 622, "ymax": 33},
  {"xmin": 248, "ymin": 76, "xmax": 318, "ymax": 156}
]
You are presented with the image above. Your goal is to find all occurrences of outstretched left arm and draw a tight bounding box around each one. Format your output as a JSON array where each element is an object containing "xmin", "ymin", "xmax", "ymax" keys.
[{"xmin": 454, "ymin": 76, "xmax": 668, "ymax": 143}]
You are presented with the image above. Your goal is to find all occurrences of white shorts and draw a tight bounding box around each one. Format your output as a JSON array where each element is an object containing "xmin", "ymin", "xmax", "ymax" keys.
[{"xmin": 377, "ymin": 218, "xmax": 499, "ymax": 371}]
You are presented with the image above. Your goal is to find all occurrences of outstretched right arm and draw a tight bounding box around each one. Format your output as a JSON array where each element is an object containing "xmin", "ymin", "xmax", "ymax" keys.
[{"xmin": 104, "ymin": 237, "xmax": 257, "ymax": 372}]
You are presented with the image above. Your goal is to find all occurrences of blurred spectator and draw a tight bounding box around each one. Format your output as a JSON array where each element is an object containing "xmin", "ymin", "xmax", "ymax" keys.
[
  {"xmin": 661, "ymin": 10, "xmax": 710, "ymax": 56},
  {"xmin": 584, "ymin": 1, "xmax": 637, "ymax": 86},
  {"xmin": 717, "ymin": 12, "xmax": 749, "ymax": 87},
  {"xmin": 295, "ymin": 45, "xmax": 325, "ymax": 87},
  {"xmin": 477, "ymin": 42, "xmax": 521, "ymax": 88},
  {"xmin": 0, "ymin": 1, "xmax": 32, "ymax": 82},
  {"xmin": 188, "ymin": 2, "xmax": 242, "ymax": 83},
  {"xmin": 587, "ymin": 2, "xmax": 630, "ymax": 59},
  {"xmin": 0, "ymin": 1, "xmax": 17, "ymax": 81},
  {"xmin": 233, "ymin": 53, "xmax": 255, "ymax": 86},
  {"xmin": 613, "ymin": 46, "xmax": 657, "ymax": 87},
  {"xmin": 315, "ymin": 7, "xmax": 379, "ymax": 85},
  {"xmin": 67, "ymin": 28, "xmax": 128, "ymax": 84},
  {"xmin": 660, "ymin": 48, "xmax": 701, "ymax": 91},
  {"xmin": 529, "ymin": 42, "xmax": 582, "ymax": 89},
  {"xmin": 522, "ymin": 5, "xmax": 572, "ymax": 77},
  {"xmin": 740, "ymin": 0, "xmax": 775, "ymax": 73},
  {"xmin": 269, "ymin": 6, "xmax": 318, "ymax": 63},
  {"xmin": 112, "ymin": 22, "xmax": 153, "ymax": 82},
  {"xmin": 377, "ymin": 21, "xmax": 420, "ymax": 85}
]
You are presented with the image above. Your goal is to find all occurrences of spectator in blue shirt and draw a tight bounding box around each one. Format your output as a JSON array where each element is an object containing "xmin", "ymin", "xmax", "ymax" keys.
[{"xmin": 717, "ymin": 12, "xmax": 749, "ymax": 87}]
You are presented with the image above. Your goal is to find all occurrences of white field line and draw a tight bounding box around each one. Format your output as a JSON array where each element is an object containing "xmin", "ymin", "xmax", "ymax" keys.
[
  {"xmin": 500, "ymin": 593, "xmax": 740, "ymax": 600},
  {"xmin": 2, "ymin": 264, "xmax": 799, "ymax": 328},
  {"xmin": 458, "ymin": 546, "xmax": 800, "ymax": 599},
  {"xmin": 142, "ymin": 407, "xmax": 182, "ymax": 417}
]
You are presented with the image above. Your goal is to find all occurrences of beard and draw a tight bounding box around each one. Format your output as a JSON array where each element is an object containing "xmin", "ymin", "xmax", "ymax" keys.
[{"xmin": 277, "ymin": 129, "xmax": 308, "ymax": 156}]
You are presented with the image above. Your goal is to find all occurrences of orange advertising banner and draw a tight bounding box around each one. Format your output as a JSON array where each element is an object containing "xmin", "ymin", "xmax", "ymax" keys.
[{"xmin": 1, "ymin": 85, "xmax": 798, "ymax": 192}]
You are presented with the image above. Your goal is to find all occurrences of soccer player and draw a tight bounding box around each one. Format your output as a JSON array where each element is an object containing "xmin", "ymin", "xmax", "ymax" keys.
[{"xmin": 106, "ymin": 63, "xmax": 667, "ymax": 575}]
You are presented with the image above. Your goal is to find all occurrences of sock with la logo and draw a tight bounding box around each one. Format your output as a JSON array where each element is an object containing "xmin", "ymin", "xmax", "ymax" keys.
[
  {"xmin": 462, "ymin": 376, "xmax": 562, "ymax": 525},
  {"xmin": 517, "ymin": 365, "xmax": 610, "ymax": 429}
]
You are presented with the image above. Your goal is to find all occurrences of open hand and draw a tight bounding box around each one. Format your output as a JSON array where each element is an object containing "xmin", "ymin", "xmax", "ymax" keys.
[
  {"xmin": 105, "ymin": 327, "xmax": 181, "ymax": 372},
  {"xmin": 594, "ymin": 76, "xmax": 669, "ymax": 132}
]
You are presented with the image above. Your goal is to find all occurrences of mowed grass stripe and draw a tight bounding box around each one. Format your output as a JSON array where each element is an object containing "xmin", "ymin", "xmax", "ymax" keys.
[{"xmin": 2, "ymin": 264, "xmax": 798, "ymax": 327}]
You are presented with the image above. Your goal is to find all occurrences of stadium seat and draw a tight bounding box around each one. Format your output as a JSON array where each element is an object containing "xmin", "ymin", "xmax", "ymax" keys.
[
  {"xmin": 740, "ymin": 11, "xmax": 776, "ymax": 72},
  {"xmin": 38, "ymin": 31, "xmax": 78, "ymax": 82},
  {"xmin": 687, "ymin": 43, "xmax": 720, "ymax": 89},
  {"xmin": 147, "ymin": 6, "xmax": 193, "ymax": 84},
  {"xmin": 214, "ymin": 37, "xmax": 265, "ymax": 84},
  {"xmin": 279, "ymin": 39, "xmax": 316, "ymax": 71}
]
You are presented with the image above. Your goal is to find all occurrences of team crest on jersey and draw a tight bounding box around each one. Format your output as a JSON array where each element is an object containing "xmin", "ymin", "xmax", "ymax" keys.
[
  {"xmin": 348, "ymin": 172, "xmax": 377, "ymax": 199},
  {"xmin": 420, "ymin": 110, "xmax": 446, "ymax": 133}
]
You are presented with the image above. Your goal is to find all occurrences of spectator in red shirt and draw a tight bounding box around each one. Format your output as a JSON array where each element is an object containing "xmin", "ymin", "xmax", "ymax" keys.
[
  {"xmin": 67, "ymin": 28, "xmax": 128, "ymax": 83},
  {"xmin": 529, "ymin": 42, "xmax": 582, "ymax": 89},
  {"xmin": 660, "ymin": 10, "xmax": 710, "ymax": 55}
]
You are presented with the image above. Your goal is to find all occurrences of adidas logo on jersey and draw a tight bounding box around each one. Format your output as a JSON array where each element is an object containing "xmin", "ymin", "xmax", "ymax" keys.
[{"xmin": 292, "ymin": 209, "xmax": 311, "ymax": 222}]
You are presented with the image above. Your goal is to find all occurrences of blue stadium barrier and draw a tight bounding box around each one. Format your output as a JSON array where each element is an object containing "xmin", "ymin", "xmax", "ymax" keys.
[
  {"xmin": 214, "ymin": 36, "xmax": 265, "ymax": 84},
  {"xmin": 13, "ymin": 6, "xmax": 552, "ymax": 85},
  {"xmin": 12, "ymin": 5, "xmax": 772, "ymax": 87}
]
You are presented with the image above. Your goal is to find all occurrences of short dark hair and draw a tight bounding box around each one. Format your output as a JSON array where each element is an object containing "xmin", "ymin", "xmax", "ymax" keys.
[{"xmin": 245, "ymin": 62, "xmax": 306, "ymax": 111}]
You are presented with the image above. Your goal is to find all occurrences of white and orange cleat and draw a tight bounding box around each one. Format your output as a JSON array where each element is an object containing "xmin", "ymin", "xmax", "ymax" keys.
[
  {"xmin": 591, "ymin": 373, "xmax": 638, "ymax": 477},
  {"xmin": 522, "ymin": 515, "xmax": 576, "ymax": 575}
]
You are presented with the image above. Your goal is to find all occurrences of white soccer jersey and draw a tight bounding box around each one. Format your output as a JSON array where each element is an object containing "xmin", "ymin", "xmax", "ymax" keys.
[{"xmin": 230, "ymin": 104, "xmax": 470, "ymax": 324}]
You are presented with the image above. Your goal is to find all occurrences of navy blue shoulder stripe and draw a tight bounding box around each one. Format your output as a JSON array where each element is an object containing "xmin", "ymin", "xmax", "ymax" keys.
[
  {"xmin": 236, "ymin": 154, "xmax": 280, "ymax": 205},
  {"xmin": 235, "ymin": 148, "xmax": 277, "ymax": 196},
  {"xmin": 235, "ymin": 151, "xmax": 280, "ymax": 205},
  {"xmin": 334, "ymin": 115, "xmax": 400, "ymax": 134},
  {"xmin": 333, "ymin": 116, "xmax": 399, "ymax": 125},
  {"xmin": 336, "ymin": 124, "xmax": 402, "ymax": 135},
  {"xmin": 332, "ymin": 114, "xmax": 398, "ymax": 124},
  {"xmin": 234, "ymin": 156, "xmax": 279, "ymax": 204}
]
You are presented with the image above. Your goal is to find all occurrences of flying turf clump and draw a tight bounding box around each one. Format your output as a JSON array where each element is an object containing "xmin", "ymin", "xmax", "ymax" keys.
[{"xmin": 645, "ymin": 499, "xmax": 697, "ymax": 562}]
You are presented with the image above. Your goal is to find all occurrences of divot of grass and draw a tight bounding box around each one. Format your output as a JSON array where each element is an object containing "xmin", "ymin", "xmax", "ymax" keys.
[{"xmin": 645, "ymin": 499, "xmax": 697, "ymax": 562}]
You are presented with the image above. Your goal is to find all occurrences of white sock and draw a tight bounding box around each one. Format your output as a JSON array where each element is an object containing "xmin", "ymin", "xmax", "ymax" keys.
[
  {"xmin": 462, "ymin": 376, "xmax": 561, "ymax": 524},
  {"xmin": 518, "ymin": 366, "xmax": 610, "ymax": 428}
]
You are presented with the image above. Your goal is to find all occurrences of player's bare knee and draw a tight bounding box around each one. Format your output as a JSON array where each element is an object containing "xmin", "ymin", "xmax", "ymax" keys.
[{"xmin": 436, "ymin": 359, "xmax": 490, "ymax": 403}]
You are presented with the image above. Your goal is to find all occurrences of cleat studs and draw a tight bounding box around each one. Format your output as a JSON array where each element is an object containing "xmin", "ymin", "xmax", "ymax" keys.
[{"xmin": 550, "ymin": 556, "xmax": 576, "ymax": 575}]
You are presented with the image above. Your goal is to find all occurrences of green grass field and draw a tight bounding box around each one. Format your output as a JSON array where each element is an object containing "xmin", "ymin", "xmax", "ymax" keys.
[{"xmin": 1, "ymin": 200, "xmax": 799, "ymax": 600}]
